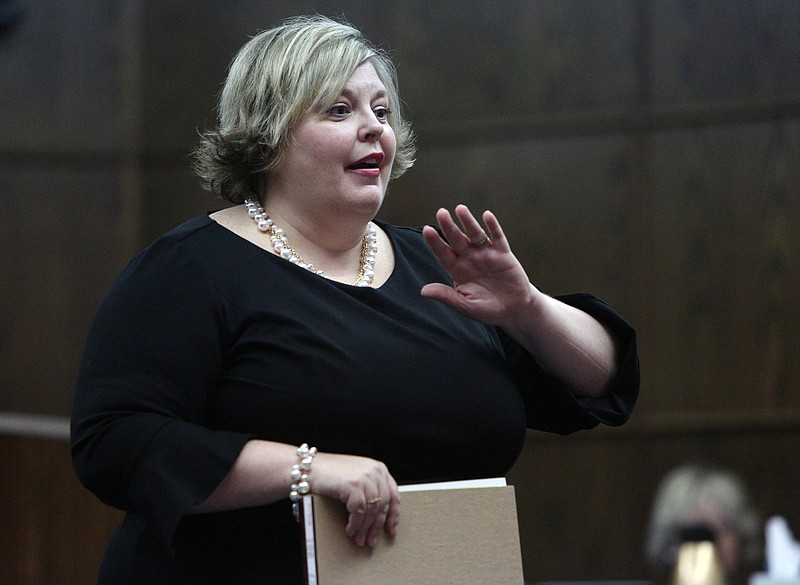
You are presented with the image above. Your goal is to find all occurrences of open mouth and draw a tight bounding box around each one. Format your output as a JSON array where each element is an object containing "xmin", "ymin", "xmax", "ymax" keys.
[{"xmin": 348, "ymin": 152, "xmax": 385, "ymax": 171}]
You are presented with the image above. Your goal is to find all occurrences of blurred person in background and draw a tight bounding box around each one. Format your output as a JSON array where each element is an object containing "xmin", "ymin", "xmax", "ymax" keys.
[{"xmin": 646, "ymin": 462, "xmax": 761, "ymax": 585}]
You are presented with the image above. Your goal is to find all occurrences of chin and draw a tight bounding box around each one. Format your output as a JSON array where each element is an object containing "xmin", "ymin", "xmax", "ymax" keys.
[{"xmin": 358, "ymin": 182, "xmax": 387, "ymax": 202}]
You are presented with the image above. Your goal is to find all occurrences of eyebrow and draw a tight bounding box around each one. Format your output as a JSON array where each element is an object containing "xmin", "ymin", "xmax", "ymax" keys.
[{"xmin": 340, "ymin": 86, "xmax": 387, "ymax": 100}]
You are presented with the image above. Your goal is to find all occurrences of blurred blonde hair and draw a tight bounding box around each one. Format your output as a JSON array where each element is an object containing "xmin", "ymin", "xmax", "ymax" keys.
[
  {"xmin": 645, "ymin": 463, "xmax": 760, "ymax": 569},
  {"xmin": 194, "ymin": 14, "xmax": 415, "ymax": 203}
]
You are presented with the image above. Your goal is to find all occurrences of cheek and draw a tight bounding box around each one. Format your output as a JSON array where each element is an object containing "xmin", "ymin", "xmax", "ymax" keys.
[
  {"xmin": 383, "ymin": 126, "xmax": 397, "ymax": 152},
  {"xmin": 381, "ymin": 129, "xmax": 398, "ymax": 167},
  {"xmin": 294, "ymin": 127, "xmax": 347, "ymax": 167}
]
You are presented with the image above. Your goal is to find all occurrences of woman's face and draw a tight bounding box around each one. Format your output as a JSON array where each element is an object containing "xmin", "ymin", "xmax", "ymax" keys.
[{"xmin": 268, "ymin": 61, "xmax": 397, "ymax": 222}]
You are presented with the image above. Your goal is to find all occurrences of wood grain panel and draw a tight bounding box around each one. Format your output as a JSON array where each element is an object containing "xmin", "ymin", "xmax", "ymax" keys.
[
  {"xmin": 384, "ymin": 1, "xmax": 638, "ymax": 124},
  {"xmin": 0, "ymin": 435, "xmax": 122, "ymax": 585},
  {"xmin": 0, "ymin": 165, "xmax": 128, "ymax": 415},
  {"xmin": 639, "ymin": 121, "xmax": 800, "ymax": 413},
  {"xmin": 0, "ymin": 0, "xmax": 125, "ymax": 152},
  {"xmin": 650, "ymin": 0, "xmax": 800, "ymax": 105}
]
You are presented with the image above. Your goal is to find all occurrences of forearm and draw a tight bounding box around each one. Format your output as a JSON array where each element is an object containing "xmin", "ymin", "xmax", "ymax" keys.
[
  {"xmin": 501, "ymin": 284, "xmax": 617, "ymax": 397},
  {"xmin": 188, "ymin": 439, "xmax": 297, "ymax": 514},
  {"xmin": 188, "ymin": 439, "xmax": 401, "ymax": 547}
]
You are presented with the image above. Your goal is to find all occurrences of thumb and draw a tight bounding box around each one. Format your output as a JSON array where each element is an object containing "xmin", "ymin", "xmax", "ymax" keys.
[{"xmin": 420, "ymin": 283, "xmax": 465, "ymax": 310}]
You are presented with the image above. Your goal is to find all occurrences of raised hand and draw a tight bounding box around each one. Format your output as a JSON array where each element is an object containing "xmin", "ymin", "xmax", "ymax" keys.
[
  {"xmin": 421, "ymin": 204, "xmax": 619, "ymax": 397},
  {"xmin": 421, "ymin": 204, "xmax": 540, "ymax": 329}
]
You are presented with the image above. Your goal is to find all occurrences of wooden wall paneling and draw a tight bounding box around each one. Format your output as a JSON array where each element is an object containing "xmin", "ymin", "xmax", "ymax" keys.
[
  {"xmin": 642, "ymin": 121, "xmax": 800, "ymax": 414},
  {"xmin": 116, "ymin": 0, "xmax": 146, "ymax": 258},
  {"xmin": 0, "ymin": 435, "xmax": 123, "ymax": 585},
  {"xmin": 384, "ymin": 1, "xmax": 638, "ymax": 126},
  {"xmin": 755, "ymin": 122, "xmax": 800, "ymax": 410},
  {"xmin": 0, "ymin": 165, "xmax": 125, "ymax": 415},
  {"xmin": 649, "ymin": 0, "xmax": 800, "ymax": 105},
  {"xmin": 141, "ymin": 1, "xmax": 236, "ymax": 154},
  {"xmin": 0, "ymin": 0, "xmax": 123, "ymax": 152},
  {"xmin": 511, "ymin": 432, "xmax": 667, "ymax": 582},
  {"xmin": 0, "ymin": 0, "xmax": 146, "ymax": 416}
]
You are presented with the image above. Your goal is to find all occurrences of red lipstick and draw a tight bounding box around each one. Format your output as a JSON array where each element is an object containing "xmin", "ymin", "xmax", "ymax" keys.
[{"xmin": 347, "ymin": 152, "xmax": 385, "ymax": 177}]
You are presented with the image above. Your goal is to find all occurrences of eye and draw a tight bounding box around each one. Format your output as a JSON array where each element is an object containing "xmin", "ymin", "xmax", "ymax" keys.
[
  {"xmin": 373, "ymin": 106, "xmax": 391, "ymax": 122},
  {"xmin": 328, "ymin": 104, "xmax": 350, "ymax": 118}
]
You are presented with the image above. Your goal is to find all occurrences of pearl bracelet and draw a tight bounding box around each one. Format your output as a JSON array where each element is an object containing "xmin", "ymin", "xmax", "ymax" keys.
[{"xmin": 290, "ymin": 443, "xmax": 317, "ymax": 522}]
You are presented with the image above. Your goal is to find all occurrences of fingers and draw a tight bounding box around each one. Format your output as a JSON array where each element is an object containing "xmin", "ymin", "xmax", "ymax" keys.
[
  {"xmin": 361, "ymin": 487, "xmax": 401, "ymax": 546},
  {"xmin": 433, "ymin": 206, "xmax": 477, "ymax": 254},
  {"xmin": 453, "ymin": 204, "xmax": 490, "ymax": 248},
  {"xmin": 431, "ymin": 205, "xmax": 509, "ymax": 255},
  {"xmin": 421, "ymin": 225, "xmax": 455, "ymax": 261},
  {"xmin": 312, "ymin": 452, "xmax": 400, "ymax": 548},
  {"xmin": 346, "ymin": 471, "xmax": 400, "ymax": 547},
  {"xmin": 479, "ymin": 208, "xmax": 510, "ymax": 253}
]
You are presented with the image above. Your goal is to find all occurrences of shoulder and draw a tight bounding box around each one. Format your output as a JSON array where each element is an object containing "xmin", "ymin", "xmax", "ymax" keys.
[
  {"xmin": 151, "ymin": 213, "xmax": 220, "ymax": 249},
  {"xmin": 111, "ymin": 214, "xmax": 233, "ymax": 296},
  {"xmin": 89, "ymin": 215, "xmax": 232, "ymax": 335},
  {"xmin": 131, "ymin": 213, "xmax": 233, "ymax": 266}
]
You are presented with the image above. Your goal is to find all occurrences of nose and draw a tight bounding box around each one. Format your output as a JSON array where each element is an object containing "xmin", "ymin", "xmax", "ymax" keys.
[{"xmin": 359, "ymin": 111, "xmax": 385, "ymax": 143}]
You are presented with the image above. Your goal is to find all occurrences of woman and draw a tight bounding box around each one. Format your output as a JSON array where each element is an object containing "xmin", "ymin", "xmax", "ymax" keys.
[
  {"xmin": 646, "ymin": 463, "xmax": 761, "ymax": 585},
  {"xmin": 71, "ymin": 15, "xmax": 639, "ymax": 584}
]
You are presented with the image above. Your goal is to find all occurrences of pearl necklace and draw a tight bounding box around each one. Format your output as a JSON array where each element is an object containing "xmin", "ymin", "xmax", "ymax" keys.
[{"xmin": 244, "ymin": 198, "xmax": 378, "ymax": 287}]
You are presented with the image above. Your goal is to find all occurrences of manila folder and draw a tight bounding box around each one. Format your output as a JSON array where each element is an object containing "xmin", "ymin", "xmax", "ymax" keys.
[{"xmin": 303, "ymin": 485, "xmax": 525, "ymax": 585}]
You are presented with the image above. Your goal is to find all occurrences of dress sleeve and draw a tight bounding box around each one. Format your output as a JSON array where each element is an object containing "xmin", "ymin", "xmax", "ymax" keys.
[
  {"xmin": 70, "ymin": 238, "xmax": 252, "ymax": 548},
  {"xmin": 500, "ymin": 293, "xmax": 639, "ymax": 434}
]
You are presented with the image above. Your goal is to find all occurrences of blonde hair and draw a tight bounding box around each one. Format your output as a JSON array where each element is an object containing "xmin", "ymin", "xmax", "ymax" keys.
[
  {"xmin": 193, "ymin": 15, "xmax": 415, "ymax": 203},
  {"xmin": 645, "ymin": 463, "xmax": 761, "ymax": 569}
]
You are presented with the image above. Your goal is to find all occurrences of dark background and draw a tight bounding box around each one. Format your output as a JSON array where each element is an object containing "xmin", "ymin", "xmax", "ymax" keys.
[{"xmin": 1, "ymin": 1, "xmax": 799, "ymax": 583}]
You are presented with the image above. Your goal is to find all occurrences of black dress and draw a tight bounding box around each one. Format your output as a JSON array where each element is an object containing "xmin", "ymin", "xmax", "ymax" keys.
[{"xmin": 71, "ymin": 215, "xmax": 639, "ymax": 584}]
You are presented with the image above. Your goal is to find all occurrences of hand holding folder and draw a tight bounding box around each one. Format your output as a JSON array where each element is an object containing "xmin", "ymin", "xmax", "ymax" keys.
[{"xmin": 301, "ymin": 478, "xmax": 525, "ymax": 585}]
